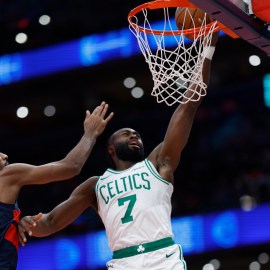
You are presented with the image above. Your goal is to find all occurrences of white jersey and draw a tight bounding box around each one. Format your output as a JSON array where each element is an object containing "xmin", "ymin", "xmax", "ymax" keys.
[{"xmin": 95, "ymin": 158, "xmax": 174, "ymax": 252}]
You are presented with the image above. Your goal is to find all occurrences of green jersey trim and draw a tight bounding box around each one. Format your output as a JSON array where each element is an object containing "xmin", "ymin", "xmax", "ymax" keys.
[
  {"xmin": 144, "ymin": 159, "xmax": 170, "ymax": 185},
  {"xmin": 107, "ymin": 162, "xmax": 138, "ymax": 174}
]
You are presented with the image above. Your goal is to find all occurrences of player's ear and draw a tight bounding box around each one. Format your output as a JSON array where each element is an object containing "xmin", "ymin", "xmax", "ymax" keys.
[
  {"xmin": 106, "ymin": 145, "xmax": 116, "ymax": 168},
  {"xmin": 107, "ymin": 145, "xmax": 114, "ymax": 156}
]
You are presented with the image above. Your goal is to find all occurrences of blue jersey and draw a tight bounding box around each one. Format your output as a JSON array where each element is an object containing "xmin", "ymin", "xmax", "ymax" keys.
[{"xmin": 0, "ymin": 201, "xmax": 21, "ymax": 270}]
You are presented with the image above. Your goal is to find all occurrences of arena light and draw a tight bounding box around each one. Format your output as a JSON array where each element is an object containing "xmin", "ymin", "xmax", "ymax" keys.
[
  {"xmin": 15, "ymin": 32, "xmax": 28, "ymax": 44},
  {"xmin": 39, "ymin": 15, "xmax": 51, "ymax": 26},
  {"xmin": 131, "ymin": 87, "xmax": 144, "ymax": 99},
  {"xmin": 44, "ymin": 105, "xmax": 56, "ymax": 117},
  {"xmin": 123, "ymin": 77, "xmax": 136, "ymax": 88},
  {"xmin": 249, "ymin": 55, "xmax": 261, "ymax": 66},
  {"xmin": 16, "ymin": 106, "xmax": 29, "ymax": 118}
]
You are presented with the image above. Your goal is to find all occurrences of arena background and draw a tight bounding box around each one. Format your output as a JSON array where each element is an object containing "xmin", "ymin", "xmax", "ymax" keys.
[{"xmin": 1, "ymin": 1, "xmax": 270, "ymax": 269}]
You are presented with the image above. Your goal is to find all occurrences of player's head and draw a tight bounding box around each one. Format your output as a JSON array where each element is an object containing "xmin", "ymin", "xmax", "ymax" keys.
[
  {"xmin": 0, "ymin": 152, "xmax": 9, "ymax": 170},
  {"xmin": 107, "ymin": 128, "xmax": 144, "ymax": 167}
]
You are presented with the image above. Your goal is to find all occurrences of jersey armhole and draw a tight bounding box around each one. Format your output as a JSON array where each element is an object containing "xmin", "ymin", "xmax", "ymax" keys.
[{"xmin": 144, "ymin": 159, "xmax": 171, "ymax": 185}]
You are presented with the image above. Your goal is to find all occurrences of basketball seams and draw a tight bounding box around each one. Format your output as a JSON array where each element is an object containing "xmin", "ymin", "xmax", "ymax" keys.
[
  {"xmin": 175, "ymin": 7, "xmax": 212, "ymax": 40},
  {"xmin": 175, "ymin": 8, "xmax": 182, "ymax": 29},
  {"xmin": 190, "ymin": 8, "xmax": 198, "ymax": 29},
  {"xmin": 175, "ymin": 7, "xmax": 197, "ymax": 30},
  {"xmin": 176, "ymin": 8, "xmax": 210, "ymax": 29}
]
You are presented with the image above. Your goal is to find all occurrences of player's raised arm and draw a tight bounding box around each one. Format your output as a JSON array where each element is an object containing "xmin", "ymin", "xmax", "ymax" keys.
[
  {"xmin": 2, "ymin": 102, "xmax": 113, "ymax": 187},
  {"xmin": 149, "ymin": 32, "xmax": 219, "ymax": 183}
]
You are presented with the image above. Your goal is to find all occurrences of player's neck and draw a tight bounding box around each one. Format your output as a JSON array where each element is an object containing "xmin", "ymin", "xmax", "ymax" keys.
[{"xmin": 115, "ymin": 160, "xmax": 136, "ymax": 171}]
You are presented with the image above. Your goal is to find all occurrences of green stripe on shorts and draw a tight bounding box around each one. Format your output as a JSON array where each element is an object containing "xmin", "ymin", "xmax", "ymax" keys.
[{"xmin": 112, "ymin": 237, "xmax": 175, "ymax": 259}]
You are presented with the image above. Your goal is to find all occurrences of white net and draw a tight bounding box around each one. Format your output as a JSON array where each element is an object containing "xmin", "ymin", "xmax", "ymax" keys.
[{"xmin": 129, "ymin": 7, "xmax": 218, "ymax": 106}]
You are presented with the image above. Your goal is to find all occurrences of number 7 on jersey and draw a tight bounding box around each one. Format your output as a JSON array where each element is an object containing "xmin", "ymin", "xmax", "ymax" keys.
[{"xmin": 118, "ymin": 194, "xmax": 137, "ymax": 224}]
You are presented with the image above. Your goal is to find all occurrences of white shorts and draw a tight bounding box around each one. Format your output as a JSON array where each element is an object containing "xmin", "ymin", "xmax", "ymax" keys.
[{"xmin": 106, "ymin": 244, "xmax": 187, "ymax": 270}]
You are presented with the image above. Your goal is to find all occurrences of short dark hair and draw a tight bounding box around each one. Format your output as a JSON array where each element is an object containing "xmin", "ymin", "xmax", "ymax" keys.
[{"xmin": 106, "ymin": 134, "xmax": 116, "ymax": 169}]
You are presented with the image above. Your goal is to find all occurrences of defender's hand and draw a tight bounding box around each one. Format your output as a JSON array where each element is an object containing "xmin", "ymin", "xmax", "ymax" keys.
[
  {"xmin": 18, "ymin": 213, "xmax": 42, "ymax": 246},
  {"xmin": 84, "ymin": 101, "xmax": 114, "ymax": 138}
]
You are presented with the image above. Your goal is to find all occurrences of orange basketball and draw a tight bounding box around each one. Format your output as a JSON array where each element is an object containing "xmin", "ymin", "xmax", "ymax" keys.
[{"xmin": 175, "ymin": 7, "xmax": 213, "ymax": 40}]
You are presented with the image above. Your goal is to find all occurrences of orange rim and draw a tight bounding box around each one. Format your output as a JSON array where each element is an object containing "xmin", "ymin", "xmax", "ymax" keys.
[{"xmin": 128, "ymin": 0, "xmax": 238, "ymax": 37}]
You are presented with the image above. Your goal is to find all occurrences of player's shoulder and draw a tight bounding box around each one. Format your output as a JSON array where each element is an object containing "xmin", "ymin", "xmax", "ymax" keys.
[
  {"xmin": 73, "ymin": 176, "xmax": 99, "ymax": 197},
  {"xmin": 0, "ymin": 163, "xmax": 27, "ymax": 185},
  {"xmin": 84, "ymin": 176, "xmax": 99, "ymax": 186},
  {"xmin": 75, "ymin": 176, "xmax": 98, "ymax": 190}
]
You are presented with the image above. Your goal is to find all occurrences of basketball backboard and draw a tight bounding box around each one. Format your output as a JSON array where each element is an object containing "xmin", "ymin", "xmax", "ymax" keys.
[{"xmin": 190, "ymin": 0, "xmax": 270, "ymax": 55}]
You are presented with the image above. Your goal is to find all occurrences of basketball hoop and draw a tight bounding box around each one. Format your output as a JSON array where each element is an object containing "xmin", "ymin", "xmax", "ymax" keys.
[{"xmin": 128, "ymin": 0, "xmax": 236, "ymax": 106}]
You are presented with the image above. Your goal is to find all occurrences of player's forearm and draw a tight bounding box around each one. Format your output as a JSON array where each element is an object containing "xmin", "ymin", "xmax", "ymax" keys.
[
  {"xmin": 58, "ymin": 102, "xmax": 113, "ymax": 177},
  {"xmin": 62, "ymin": 134, "xmax": 98, "ymax": 175},
  {"xmin": 30, "ymin": 213, "xmax": 72, "ymax": 237},
  {"xmin": 30, "ymin": 213, "xmax": 57, "ymax": 237},
  {"xmin": 166, "ymin": 103, "xmax": 197, "ymax": 148},
  {"xmin": 185, "ymin": 32, "xmax": 218, "ymax": 103},
  {"xmin": 32, "ymin": 196, "xmax": 88, "ymax": 237}
]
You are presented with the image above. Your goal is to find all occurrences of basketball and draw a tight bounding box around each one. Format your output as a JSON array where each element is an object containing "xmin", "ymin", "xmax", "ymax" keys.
[{"xmin": 175, "ymin": 7, "xmax": 213, "ymax": 40}]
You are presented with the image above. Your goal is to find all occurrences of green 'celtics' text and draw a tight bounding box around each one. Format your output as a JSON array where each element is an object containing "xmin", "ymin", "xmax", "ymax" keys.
[{"xmin": 98, "ymin": 172, "xmax": 150, "ymax": 204}]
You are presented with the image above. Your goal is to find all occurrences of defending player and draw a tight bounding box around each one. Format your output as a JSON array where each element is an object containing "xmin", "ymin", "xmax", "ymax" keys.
[{"xmin": 0, "ymin": 101, "xmax": 113, "ymax": 269}]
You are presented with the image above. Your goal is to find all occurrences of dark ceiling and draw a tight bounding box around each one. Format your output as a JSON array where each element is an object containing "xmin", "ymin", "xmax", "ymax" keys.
[{"xmin": 0, "ymin": 0, "xmax": 147, "ymax": 55}]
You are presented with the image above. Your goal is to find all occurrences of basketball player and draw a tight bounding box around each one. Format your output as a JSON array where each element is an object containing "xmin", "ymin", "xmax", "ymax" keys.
[
  {"xmin": 18, "ymin": 33, "xmax": 219, "ymax": 270},
  {"xmin": 0, "ymin": 101, "xmax": 113, "ymax": 270}
]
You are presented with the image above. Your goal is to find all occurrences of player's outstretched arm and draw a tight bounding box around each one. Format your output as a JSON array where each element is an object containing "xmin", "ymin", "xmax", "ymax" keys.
[
  {"xmin": 18, "ymin": 177, "xmax": 97, "ymax": 245},
  {"xmin": 4, "ymin": 102, "xmax": 113, "ymax": 186},
  {"xmin": 149, "ymin": 33, "xmax": 219, "ymax": 183}
]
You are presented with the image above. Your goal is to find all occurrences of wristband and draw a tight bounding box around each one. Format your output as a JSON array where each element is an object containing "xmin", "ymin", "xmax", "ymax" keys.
[{"xmin": 203, "ymin": 46, "xmax": 216, "ymax": 60}]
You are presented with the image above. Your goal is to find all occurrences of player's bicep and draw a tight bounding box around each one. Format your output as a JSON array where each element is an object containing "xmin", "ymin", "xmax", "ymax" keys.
[
  {"xmin": 149, "ymin": 139, "xmax": 180, "ymax": 171},
  {"xmin": 10, "ymin": 162, "xmax": 75, "ymax": 186},
  {"xmin": 3, "ymin": 163, "xmax": 50, "ymax": 186},
  {"xmin": 148, "ymin": 143, "xmax": 162, "ymax": 166}
]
